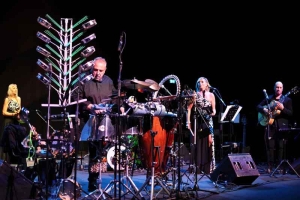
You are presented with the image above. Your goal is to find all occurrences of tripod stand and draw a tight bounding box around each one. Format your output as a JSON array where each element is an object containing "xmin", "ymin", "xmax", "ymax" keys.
[
  {"xmin": 85, "ymin": 139, "xmax": 112, "ymax": 199},
  {"xmin": 104, "ymin": 142, "xmax": 142, "ymax": 199},
  {"xmin": 138, "ymin": 131, "xmax": 171, "ymax": 200},
  {"xmin": 270, "ymin": 135, "xmax": 300, "ymax": 177}
]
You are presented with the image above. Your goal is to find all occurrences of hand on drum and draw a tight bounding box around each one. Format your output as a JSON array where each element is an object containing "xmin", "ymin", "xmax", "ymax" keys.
[{"xmin": 88, "ymin": 103, "xmax": 106, "ymax": 115}]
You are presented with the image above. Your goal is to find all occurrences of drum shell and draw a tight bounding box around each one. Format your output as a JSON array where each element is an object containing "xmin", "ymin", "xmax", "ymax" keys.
[
  {"xmin": 119, "ymin": 115, "xmax": 142, "ymax": 135},
  {"xmin": 131, "ymin": 102, "xmax": 177, "ymax": 117},
  {"xmin": 140, "ymin": 116, "xmax": 177, "ymax": 174},
  {"xmin": 80, "ymin": 114, "xmax": 115, "ymax": 141}
]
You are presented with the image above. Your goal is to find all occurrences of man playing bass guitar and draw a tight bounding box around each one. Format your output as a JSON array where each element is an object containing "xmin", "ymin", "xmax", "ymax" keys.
[{"xmin": 257, "ymin": 81, "xmax": 293, "ymax": 174}]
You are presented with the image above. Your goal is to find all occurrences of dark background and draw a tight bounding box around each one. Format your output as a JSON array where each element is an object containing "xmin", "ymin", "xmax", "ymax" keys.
[{"xmin": 1, "ymin": 1, "xmax": 299, "ymax": 163}]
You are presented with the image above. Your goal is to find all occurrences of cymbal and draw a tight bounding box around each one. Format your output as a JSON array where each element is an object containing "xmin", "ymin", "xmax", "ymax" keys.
[
  {"xmin": 122, "ymin": 79, "xmax": 151, "ymax": 90},
  {"xmin": 153, "ymin": 95, "xmax": 177, "ymax": 101},
  {"xmin": 145, "ymin": 79, "xmax": 160, "ymax": 91}
]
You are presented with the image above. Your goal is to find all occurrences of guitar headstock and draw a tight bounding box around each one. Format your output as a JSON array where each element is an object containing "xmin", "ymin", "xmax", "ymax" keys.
[{"xmin": 291, "ymin": 86, "xmax": 300, "ymax": 94}]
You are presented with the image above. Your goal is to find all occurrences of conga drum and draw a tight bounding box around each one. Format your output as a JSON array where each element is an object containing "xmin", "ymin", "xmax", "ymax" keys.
[
  {"xmin": 141, "ymin": 116, "xmax": 177, "ymax": 174},
  {"xmin": 161, "ymin": 117, "xmax": 178, "ymax": 172}
]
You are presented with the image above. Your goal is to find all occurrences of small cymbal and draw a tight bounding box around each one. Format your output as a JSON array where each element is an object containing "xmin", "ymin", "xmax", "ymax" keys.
[
  {"xmin": 122, "ymin": 79, "xmax": 151, "ymax": 90},
  {"xmin": 153, "ymin": 95, "xmax": 177, "ymax": 101}
]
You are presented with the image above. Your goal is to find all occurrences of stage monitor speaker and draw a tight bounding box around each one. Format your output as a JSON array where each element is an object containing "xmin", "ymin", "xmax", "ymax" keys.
[
  {"xmin": 0, "ymin": 160, "xmax": 36, "ymax": 200},
  {"xmin": 210, "ymin": 153, "xmax": 260, "ymax": 185}
]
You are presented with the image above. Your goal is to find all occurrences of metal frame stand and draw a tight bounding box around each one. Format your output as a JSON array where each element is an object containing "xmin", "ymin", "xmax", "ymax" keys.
[
  {"xmin": 270, "ymin": 138, "xmax": 300, "ymax": 177},
  {"xmin": 136, "ymin": 115, "xmax": 171, "ymax": 200},
  {"xmin": 84, "ymin": 140, "xmax": 112, "ymax": 199}
]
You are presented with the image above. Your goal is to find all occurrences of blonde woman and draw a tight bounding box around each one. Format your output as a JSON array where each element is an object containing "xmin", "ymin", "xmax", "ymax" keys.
[
  {"xmin": 2, "ymin": 83, "xmax": 21, "ymax": 124},
  {"xmin": 186, "ymin": 77, "xmax": 216, "ymax": 174},
  {"xmin": 1, "ymin": 84, "xmax": 21, "ymax": 159}
]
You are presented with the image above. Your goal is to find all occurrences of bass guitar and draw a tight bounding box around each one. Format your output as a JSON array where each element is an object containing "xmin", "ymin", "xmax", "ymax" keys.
[{"xmin": 258, "ymin": 86, "xmax": 299, "ymax": 126}]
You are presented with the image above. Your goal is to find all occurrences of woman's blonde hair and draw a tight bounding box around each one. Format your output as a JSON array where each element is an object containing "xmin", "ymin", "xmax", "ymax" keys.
[
  {"xmin": 195, "ymin": 77, "xmax": 211, "ymax": 92},
  {"xmin": 7, "ymin": 84, "xmax": 18, "ymax": 97}
]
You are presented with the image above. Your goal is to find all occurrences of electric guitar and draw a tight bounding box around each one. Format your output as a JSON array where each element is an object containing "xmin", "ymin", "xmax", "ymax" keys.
[{"xmin": 258, "ymin": 86, "xmax": 299, "ymax": 126}]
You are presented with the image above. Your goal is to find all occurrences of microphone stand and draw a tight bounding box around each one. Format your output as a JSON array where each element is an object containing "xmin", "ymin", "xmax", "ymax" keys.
[
  {"xmin": 265, "ymin": 97, "xmax": 271, "ymax": 139},
  {"xmin": 104, "ymin": 32, "xmax": 131, "ymax": 199},
  {"xmin": 45, "ymin": 64, "xmax": 52, "ymax": 198},
  {"xmin": 211, "ymin": 88, "xmax": 226, "ymax": 160},
  {"xmin": 115, "ymin": 36, "xmax": 123, "ymax": 200}
]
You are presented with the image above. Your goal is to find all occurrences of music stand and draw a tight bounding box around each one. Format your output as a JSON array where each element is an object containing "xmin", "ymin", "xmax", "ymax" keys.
[
  {"xmin": 220, "ymin": 105, "xmax": 242, "ymax": 123},
  {"xmin": 220, "ymin": 105, "xmax": 242, "ymax": 140}
]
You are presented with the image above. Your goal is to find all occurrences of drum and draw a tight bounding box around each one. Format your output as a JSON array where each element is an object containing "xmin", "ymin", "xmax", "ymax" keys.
[
  {"xmin": 80, "ymin": 114, "xmax": 115, "ymax": 141},
  {"xmin": 58, "ymin": 178, "xmax": 82, "ymax": 200},
  {"xmin": 49, "ymin": 130, "xmax": 75, "ymax": 157},
  {"xmin": 140, "ymin": 116, "xmax": 177, "ymax": 174},
  {"xmin": 120, "ymin": 115, "xmax": 143, "ymax": 136},
  {"xmin": 132, "ymin": 102, "xmax": 177, "ymax": 117},
  {"xmin": 106, "ymin": 144, "xmax": 128, "ymax": 171}
]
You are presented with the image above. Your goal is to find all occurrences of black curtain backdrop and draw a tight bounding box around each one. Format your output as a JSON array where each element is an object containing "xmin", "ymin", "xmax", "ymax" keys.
[{"xmin": 1, "ymin": 1, "xmax": 299, "ymax": 162}]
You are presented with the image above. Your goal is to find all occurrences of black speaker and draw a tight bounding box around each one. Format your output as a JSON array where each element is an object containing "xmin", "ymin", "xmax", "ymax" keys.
[
  {"xmin": 210, "ymin": 153, "xmax": 260, "ymax": 185},
  {"xmin": 0, "ymin": 160, "xmax": 36, "ymax": 199},
  {"xmin": 291, "ymin": 158, "xmax": 300, "ymax": 174}
]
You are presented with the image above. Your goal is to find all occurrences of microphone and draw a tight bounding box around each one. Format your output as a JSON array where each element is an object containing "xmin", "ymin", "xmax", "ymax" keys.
[
  {"xmin": 181, "ymin": 84, "xmax": 189, "ymax": 95},
  {"xmin": 44, "ymin": 113, "xmax": 69, "ymax": 120},
  {"xmin": 263, "ymin": 89, "xmax": 269, "ymax": 100},
  {"xmin": 209, "ymin": 86, "xmax": 217, "ymax": 90},
  {"xmin": 117, "ymin": 32, "xmax": 123, "ymax": 51}
]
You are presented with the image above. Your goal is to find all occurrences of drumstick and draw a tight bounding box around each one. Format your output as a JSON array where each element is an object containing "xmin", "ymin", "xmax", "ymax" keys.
[{"xmin": 188, "ymin": 128, "xmax": 194, "ymax": 136}]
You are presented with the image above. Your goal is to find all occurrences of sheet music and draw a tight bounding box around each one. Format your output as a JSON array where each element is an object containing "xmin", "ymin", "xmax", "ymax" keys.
[{"xmin": 220, "ymin": 105, "xmax": 242, "ymax": 123}]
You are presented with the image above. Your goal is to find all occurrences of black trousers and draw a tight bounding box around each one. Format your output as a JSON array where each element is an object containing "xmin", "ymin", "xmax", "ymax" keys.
[{"xmin": 264, "ymin": 131, "xmax": 284, "ymax": 168}]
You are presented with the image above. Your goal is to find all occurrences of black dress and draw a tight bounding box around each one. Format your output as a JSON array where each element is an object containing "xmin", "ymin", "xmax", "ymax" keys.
[
  {"xmin": 0, "ymin": 98, "xmax": 20, "ymax": 160},
  {"xmin": 190, "ymin": 92, "xmax": 215, "ymax": 174}
]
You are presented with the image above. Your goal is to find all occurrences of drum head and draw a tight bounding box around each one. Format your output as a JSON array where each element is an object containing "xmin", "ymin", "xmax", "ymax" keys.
[
  {"xmin": 124, "ymin": 127, "xmax": 139, "ymax": 135},
  {"xmin": 107, "ymin": 145, "xmax": 126, "ymax": 171}
]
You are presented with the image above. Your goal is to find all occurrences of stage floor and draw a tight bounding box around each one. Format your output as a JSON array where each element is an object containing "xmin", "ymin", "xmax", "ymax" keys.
[{"xmin": 65, "ymin": 163, "xmax": 300, "ymax": 200}]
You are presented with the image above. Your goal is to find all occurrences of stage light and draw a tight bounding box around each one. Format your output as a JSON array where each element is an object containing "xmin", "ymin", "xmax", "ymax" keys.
[
  {"xmin": 37, "ymin": 32, "xmax": 51, "ymax": 43},
  {"xmin": 37, "ymin": 17, "xmax": 52, "ymax": 29},
  {"xmin": 37, "ymin": 59, "xmax": 50, "ymax": 71},
  {"xmin": 82, "ymin": 19, "xmax": 97, "ymax": 30},
  {"xmin": 80, "ymin": 60, "xmax": 94, "ymax": 72},
  {"xmin": 36, "ymin": 46, "xmax": 51, "ymax": 57},
  {"xmin": 81, "ymin": 33, "xmax": 96, "ymax": 44},
  {"xmin": 81, "ymin": 46, "xmax": 95, "ymax": 58},
  {"xmin": 36, "ymin": 73, "xmax": 50, "ymax": 85},
  {"xmin": 80, "ymin": 74, "xmax": 94, "ymax": 85}
]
